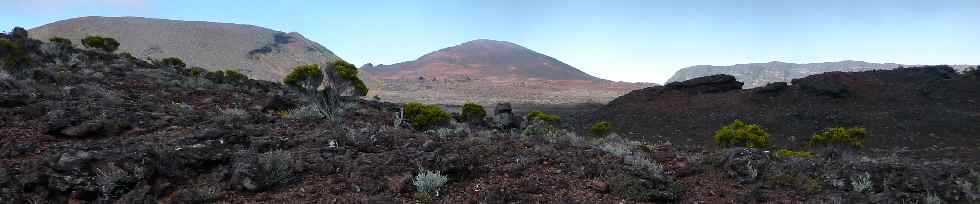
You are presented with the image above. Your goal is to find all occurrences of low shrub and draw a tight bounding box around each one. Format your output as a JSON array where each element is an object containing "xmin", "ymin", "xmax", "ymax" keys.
[
  {"xmin": 527, "ymin": 111, "xmax": 560, "ymax": 123},
  {"xmin": 81, "ymin": 36, "xmax": 119, "ymax": 52},
  {"xmin": 159, "ymin": 57, "xmax": 186, "ymax": 69},
  {"xmin": 459, "ymin": 102, "xmax": 486, "ymax": 123},
  {"xmin": 404, "ymin": 102, "xmax": 451, "ymax": 130},
  {"xmin": 257, "ymin": 150, "xmax": 291, "ymax": 187},
  {"xmin": 713, "ymin": 119, "xmax": 770, "ymax": 148},
  {"xmin": 0, "ymin": 38, "xmax": 28, "ymax": 68},
  {"xmin": 809, "ymin": 127, "xmax": 867, "ymax": 148},
  {"xmin": 188, "ymin": 67, "xmax": 207, "ymax": 77},
  {"xmin": 590, "ymin": 121, "xmax": 612, "ymax": 137},
  {"xmin": 775, "ymin": 149, "xmax": 815, "ymax": 158},
  {"xmin": 49, "ymin": 37, "xmax": 72, "ymax": 47},
  {"xmin": 413, "ymin": 168, "xmax": 448, "ymax": 197},
  {"xmin": 204, "ymin": 70, "xmax": 249, "ymax": 84},
  {"xmin": 223, "ymin": 70, "xmax": 248, "ymax": 82}
]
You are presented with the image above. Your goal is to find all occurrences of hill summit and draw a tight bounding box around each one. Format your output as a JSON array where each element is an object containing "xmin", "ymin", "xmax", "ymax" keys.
[
  {"xmin": 363, "ymin": 39, "xmax": 600, "ymax": 81},
  {"xmin": 360, "ymin": 39, "xmax": 652, "ymax": 105}
]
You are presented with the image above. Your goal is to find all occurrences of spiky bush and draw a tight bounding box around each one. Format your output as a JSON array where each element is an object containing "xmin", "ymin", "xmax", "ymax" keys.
[
  {"xmin": 258, "ymin": 150, "xmax": 291, "ymax": 186},
  {"xmin": 460, "ymin": 102, "xmax": 486, "ymax": 123},
  {"xmin": 925, "ymin": 192, "xmax": 944, "ymax": 204},
  {"xmin": 713, "ymin": 119, "xmax": 770, "ymax": 148},
  {"xmin": 413, "ymin": 168, "xmax": 448, "ymax": 197},
  {"xmin": 81, "ymin": 36, "xmax": 119, "ymax": 52},
  {"xmin": 404, "ymin": 102, "xmax": 451, "ymax": 130},
  {"xmin": 528, "ymin": 111, "xmax": 560, "ymax": 123},
  {"xmin": 590, "ymin": 121, "xmax": 612, "ymax": 137},
  {"xmin": 623, "ymin": 154, "xmax": 665, "ymax": 178},
  {"xmin": 809, "ymin": 127, "xmax": 867, "ymax": 148},
  {"xmin": 851, "ymin": 172, "xmax": 873, "ymax": 193}
]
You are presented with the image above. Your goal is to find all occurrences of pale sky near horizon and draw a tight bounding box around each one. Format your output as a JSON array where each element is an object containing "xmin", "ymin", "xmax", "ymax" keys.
[{"xmin": 3, "ymin": 0, "xmax": 979, "ymax": 83}]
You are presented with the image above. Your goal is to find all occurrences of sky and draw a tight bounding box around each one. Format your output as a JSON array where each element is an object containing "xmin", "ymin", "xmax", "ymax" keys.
[{"xmin": 3, "ymin": 0, "xmax": 979, "ymax": 83}]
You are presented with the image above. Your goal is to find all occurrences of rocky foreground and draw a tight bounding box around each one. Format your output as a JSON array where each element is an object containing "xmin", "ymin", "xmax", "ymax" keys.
[{"xmin": 2, "ymin": 29, "xmax": 979, "ymax": 204}]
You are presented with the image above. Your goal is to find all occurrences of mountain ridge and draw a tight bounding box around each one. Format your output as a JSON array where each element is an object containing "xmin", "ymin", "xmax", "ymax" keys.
[
  {"xmin": 667, "ymin": 60, "xmax": 973, "ymax": 88},
  {"xmin": 28, "ymin": 16, "xmax": 342, "ymax": 82}
]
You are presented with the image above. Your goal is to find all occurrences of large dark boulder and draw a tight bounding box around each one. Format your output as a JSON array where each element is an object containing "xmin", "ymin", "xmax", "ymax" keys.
[
  {"xmin": 262, "ymin": 91, "xmax": 301, "ymax": 112},
  {"xmin": 492, "ymin": 103, "xmax": 520, "ymax": 129},
  {"xmin": 0, "ymin": 79, "xmax": 36, "ymax": 107},
  {"xmin": 720, "ymin": 148, "xmax": 772, "ymax": 184},
  {"xmin": 665, "ymin": 74, "xmax": 743, "ymax": 94}
]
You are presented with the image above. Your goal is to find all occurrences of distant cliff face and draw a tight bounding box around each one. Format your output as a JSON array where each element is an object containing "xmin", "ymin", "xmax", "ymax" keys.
[
  {"xmin": 360, "ymin": 39, "xmax": 654, "ymax": 105},
  {"xmin": 667, "ymin": 61, "xmax": 975, "ymax": 88},
  {"xmin": 29, "ymin": 16, "xmax": 342, "ymax": 82}
]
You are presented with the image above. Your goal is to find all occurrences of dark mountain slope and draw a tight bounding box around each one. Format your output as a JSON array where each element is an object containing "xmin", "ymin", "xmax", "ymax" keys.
[{"xmin": 591, "ymin": 66, "xmax": 980, "ymax": 156}]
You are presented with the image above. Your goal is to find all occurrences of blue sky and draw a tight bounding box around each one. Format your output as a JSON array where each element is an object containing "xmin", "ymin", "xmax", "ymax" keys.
[{"xmin": 4, "ymin": 0, "xmax": 979, "ymax": 83}]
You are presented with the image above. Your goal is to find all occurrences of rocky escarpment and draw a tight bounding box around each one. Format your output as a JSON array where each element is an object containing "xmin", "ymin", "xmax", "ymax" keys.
[
  {"xmin": 667, "ymin": 60, "xmax": 975, "ymax": 88},
  {"xmin": 594, "ymin": 66, "xmax": 980, "ymax": 157}
]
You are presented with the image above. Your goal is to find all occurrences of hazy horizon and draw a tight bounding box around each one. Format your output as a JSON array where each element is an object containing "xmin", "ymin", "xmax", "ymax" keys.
[{"xmin": 5, "ymin": 0, "xmax": 979, "ymax": 83}]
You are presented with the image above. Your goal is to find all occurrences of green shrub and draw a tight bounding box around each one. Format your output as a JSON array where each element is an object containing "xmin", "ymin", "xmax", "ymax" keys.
[
  {"xmin": 713, "ymin": 120, "xmax": 771, "ymax": 148},
  {"xmin": 590, "ymin": 121, "xmax": 612, "ymax": 137},
  {"xmin": 328, "ymin": 60, "xmax": 368, "ymax": 96},
  {"xmin": 775, "ymin": 149, "xmax": 815, "ymax": 158},
  {"xmin": 528, "ymin": 111, "xmax": 560, "ymax": 123},
  {"xmin": 0, "ymin": 39, "xmax": 28, "ymax": 68},
  {"xmin": 159, "ymin": 57, "xmax": 186, "ymax": 68},
  {"xmin": 459, "ymin": 102, "xmax": 486, "ymax": 123},
  {"xmin": 223, "ymin": 70, "xmax": 248, "ymax": 82},
  {"xmin": 49, "ymin": 37, "xmax": 72, "ymax": 47},
  {"xmin": 809, "ymin": 127, "xmax": 867, "ymax": 148},
  {"xmin": 404, "ymin": 102, "xmax": 451, "ymax": 130},
  {"xmin": 188, "ymin": 67, "xmax": 207, "ymax": 77},
  {"xmin": 81, "ymin": 36, "xmax": 119, "ymax": 52},
  {"xmin": 413, "ymin": 168, "xmax": 448, "ymax": 197},
  {"xmin": 284, "ymin": 64, "xmax": 323, "ymax": 93}
]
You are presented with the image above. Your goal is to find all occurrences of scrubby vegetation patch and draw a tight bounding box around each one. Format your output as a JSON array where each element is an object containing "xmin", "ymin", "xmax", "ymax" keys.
[{"xmin": 713, "ymin": 119, "xmax": 770, "ymax": 148}]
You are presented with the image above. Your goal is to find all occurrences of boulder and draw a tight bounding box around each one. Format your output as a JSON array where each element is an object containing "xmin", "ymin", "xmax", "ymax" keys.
[
  {"xmin": 720, "ymin": 148, "xmax": 772, "ymax": 184},
  {"xmin": 492, "ymin": 103, "xmax": 520, "ymax": 129},
  {"xmin": 665, "ymin": 74, "xmax": 743, "ymax": 94},
  {"xmin": 0, "ymin": 79, "xmax": 36, "ymax": 107},
  {"xmin": 262, "ymin": 91, "xmax": 301, "ymax": 112}
]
